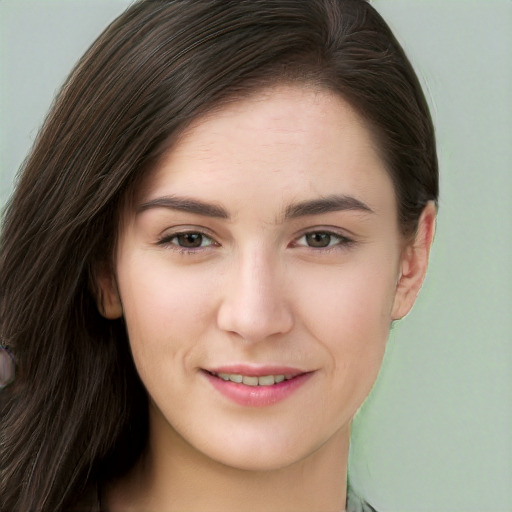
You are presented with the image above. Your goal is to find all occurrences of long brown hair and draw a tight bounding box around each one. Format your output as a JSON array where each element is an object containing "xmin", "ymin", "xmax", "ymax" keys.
[{"xmin": 0, "ymin": 1, "xmax": 438, "ymax": 510}]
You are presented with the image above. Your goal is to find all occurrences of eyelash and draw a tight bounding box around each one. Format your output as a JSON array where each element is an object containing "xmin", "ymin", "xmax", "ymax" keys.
[
  {"xmin": 292, "ymin": 231, "xmax": 354, "ymax": 252},
  {"xmin": 157, "ymin": 231, "xmax": 218, "ymax": 255},
  {"xmin": 157, "ymin": 229, "xmax": 354, "ymax": 254}
]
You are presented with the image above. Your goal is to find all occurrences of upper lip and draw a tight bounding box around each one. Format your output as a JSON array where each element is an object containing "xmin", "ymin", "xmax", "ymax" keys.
[{"xmin": 204, "ymin": 364, "xmax": 308, "ymax": 377}]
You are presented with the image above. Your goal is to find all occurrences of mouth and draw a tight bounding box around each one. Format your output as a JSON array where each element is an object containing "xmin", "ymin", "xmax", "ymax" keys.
[
  {"xmin": 206, "ymin": 371, "xmax": 300, "ymax": 387},
  {"xmin": 202, "ymin": 366, "xmax": 313, "ymax": 406}
]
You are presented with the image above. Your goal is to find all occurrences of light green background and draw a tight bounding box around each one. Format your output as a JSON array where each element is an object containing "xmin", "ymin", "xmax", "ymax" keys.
[{"xmin": 1, "ymin": 1, "xmax": 511, "ymax": 511}]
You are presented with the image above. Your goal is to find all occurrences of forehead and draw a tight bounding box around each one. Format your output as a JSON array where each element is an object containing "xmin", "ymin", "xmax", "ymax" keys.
[{"xmin": 134, "ymin": 85, "xmax": 395, "ymax": 219}]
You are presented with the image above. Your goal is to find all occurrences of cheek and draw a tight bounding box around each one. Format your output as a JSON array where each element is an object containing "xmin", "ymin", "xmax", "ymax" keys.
[
  {"xmin": 116, "ymin": 254, "xmax": 218, "ymax": 382},
  {"xmin": 297, "ymin": 260, "xmax": 395, "ymax": 423},
  {"xmin": 294, "ymin": 252, "xmax": 397, "ymax": 371}
]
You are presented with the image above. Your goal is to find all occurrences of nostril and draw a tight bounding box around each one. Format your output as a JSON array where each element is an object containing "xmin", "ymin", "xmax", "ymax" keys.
[
  {"xmin": 216, "ymin": 256, "xmax": 293, "ymax": 341},
  {"xmin": 216, "ymin": 299, "xmax": 293, "ymax": 342}
]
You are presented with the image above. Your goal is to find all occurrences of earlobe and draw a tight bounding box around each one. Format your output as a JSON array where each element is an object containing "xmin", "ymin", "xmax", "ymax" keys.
[
  {"xmin": 392, "ymin": 201, "xmax": 436, "ymax": 320},
  {"xmin": 93, "ymin": 264, "xmax": 123, "ymax": 320}
]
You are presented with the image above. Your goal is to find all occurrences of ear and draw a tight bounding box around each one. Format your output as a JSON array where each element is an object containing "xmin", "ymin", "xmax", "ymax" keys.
[
  {"xmin": 93, "ymin": 262, "xmax": 123, "ymax": 320},
  {"xmin": 392, "ymin": 201, "xmax": 436, "ymax": 320}
]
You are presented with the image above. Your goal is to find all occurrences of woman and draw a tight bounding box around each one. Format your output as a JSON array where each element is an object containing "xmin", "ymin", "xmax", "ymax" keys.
[{"xmin": 0, "ymin": 1, "xmax": 438, "ymax": 511}]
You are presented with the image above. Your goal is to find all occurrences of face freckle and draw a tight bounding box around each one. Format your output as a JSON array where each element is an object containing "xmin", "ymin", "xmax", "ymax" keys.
[{"xmin": 105, "ymin": 84, "xmax": 405, "ymax": 472}]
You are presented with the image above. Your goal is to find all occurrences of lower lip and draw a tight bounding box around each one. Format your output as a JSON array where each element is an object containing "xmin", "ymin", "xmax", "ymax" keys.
[{"xmin": 203, "ymin": 371, "xmax": 313, "ymax": 407}]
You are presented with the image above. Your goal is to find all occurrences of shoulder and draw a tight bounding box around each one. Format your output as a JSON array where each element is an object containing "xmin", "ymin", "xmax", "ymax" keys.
[{"xmin": 347, "ymin": 486, "xmax": 378, "ymax": 512}]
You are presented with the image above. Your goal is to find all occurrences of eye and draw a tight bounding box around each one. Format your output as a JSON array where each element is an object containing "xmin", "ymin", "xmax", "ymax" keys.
[
  {"xmin": 158, "ymin": 231, "xmax": 215, "ymax": 249},
  {"xmin": 294, "ymin": 231, "xmax": 352, "ymax": 249}
]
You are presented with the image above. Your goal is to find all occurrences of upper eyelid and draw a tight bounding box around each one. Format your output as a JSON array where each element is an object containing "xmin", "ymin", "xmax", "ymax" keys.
[
  {"xmin": 157, "ymin": 226, "xmax": 218, "ymax": 240},
  {"xmin": 293, "ymin": 226, "xmax": 354, "ymax": 240}
]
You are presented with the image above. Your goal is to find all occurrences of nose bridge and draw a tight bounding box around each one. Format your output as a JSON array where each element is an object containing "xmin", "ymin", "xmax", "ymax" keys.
[{"xmin": 217, "ymin": 243, "xmax": 293, "ymax": 342}]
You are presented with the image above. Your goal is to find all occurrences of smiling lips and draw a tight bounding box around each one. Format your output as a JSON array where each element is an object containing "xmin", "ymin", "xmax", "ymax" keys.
[
  {"xmin": 203, "ymin": 367, "xmax": 312, "ymax": 406},
  {"xmin": 209, "ymin": 371, "xmax": 298, "ymax": 386}
]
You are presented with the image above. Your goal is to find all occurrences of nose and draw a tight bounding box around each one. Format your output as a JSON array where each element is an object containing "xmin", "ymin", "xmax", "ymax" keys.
[{"xmin": 216, "ymin": 247, "xmax": 294, "ymax": 343}]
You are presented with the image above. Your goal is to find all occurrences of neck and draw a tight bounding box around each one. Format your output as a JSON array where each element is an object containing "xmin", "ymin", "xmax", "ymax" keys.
[{"xmin": 105, "ymin": 411, "xmax": 350, "ymax": 512}]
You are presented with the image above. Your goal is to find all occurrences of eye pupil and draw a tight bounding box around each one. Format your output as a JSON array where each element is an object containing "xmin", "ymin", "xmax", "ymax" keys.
[
  {"xmin": 177, "ymin": 233, "xmax": 203, "ymax": 248},
  {"xmin": 306, "ymin": 232, "xmax": 331, "ymax": 248}
]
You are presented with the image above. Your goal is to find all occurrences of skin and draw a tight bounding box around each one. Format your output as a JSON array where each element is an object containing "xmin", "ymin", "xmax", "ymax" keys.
[{"xmin": 97, "ymin": 84, "xmax": 436, "ymax": 512}]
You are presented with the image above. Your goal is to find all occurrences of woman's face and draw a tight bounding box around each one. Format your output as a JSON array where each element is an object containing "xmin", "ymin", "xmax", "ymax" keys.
[{"xmin": 101, "ymin": 85, "xmax": 411, "ymax": 471}]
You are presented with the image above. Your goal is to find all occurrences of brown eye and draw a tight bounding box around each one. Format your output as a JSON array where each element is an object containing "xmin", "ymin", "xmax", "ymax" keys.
[
  {"xmin": 305, "ymin": 232, "xmax": 333, "ymax": 248},
  {"xmin": 158, "ymin": 231, "xmax": 215, "ymax": 250},
  {"xmin": 175, "ymin": 233, "xmax": 205, "ymax": 248},
  {"xmin": 293, "ymin": 231, "xmax": 353, "ymax": 250}
]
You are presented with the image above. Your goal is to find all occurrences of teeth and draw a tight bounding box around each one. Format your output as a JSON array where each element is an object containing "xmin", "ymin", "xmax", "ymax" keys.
[
  {"xmin": 242, "ymin": 376, "xmax": 259, "ymax": 386},
  {"xmin": 213, "ymin": 372, "xmax": 293, "ymax": 386},
  {"xmin": 257, "ymin": 375, "xmax": 275, "ymax": 386}
]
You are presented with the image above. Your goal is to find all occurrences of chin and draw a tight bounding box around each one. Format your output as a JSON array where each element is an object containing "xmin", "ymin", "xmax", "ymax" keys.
[
  {"xmin": 194, "ymin": 423, "xmax": 345, "ymax": 474},
  {"xmin": 209, "ymin": 446, "xmax": 312, "ymax": 473}
]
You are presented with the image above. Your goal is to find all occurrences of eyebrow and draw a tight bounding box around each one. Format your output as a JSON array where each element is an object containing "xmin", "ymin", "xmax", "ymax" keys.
[
  {"xmin": 137, "ymin": 196, "xmax": 229, "ymax": 218},
  {"xmin": 284, "ymin": 195, "xmax": 374, "ymax": 219},
  {"xmin": 136, "ymin": 194, "xmax": 373, "ymax": 220}
]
